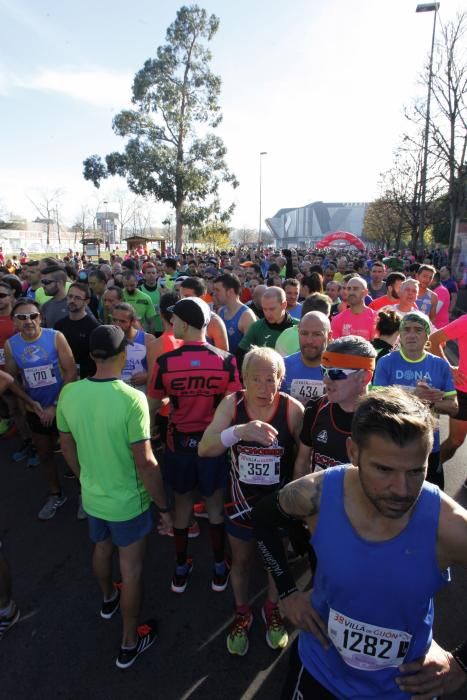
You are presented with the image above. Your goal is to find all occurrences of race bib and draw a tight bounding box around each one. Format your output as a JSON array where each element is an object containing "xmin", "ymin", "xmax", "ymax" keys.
[
  {"xmin": 24, "ymin": 364, "xmax": 57, "ymax": 389},
  {"xmin": 238, "ymin": 452, "xmax": 280, "ymax": 485},
  {"xmin": 328, "ymin": 608, "xmax": 412, "ymax": 671},
  {"xmin": 0, "ymin": 348, "xmax": 4, "ymax": 365},
  {"xmin": 290, "ymin": 378, "xmax": 324, "ymax": 405}
]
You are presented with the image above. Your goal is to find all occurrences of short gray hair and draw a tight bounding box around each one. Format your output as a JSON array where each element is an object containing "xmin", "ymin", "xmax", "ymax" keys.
[{"xmin": 242, "ymin": 345, "xmax": 285, "ymax": 382}]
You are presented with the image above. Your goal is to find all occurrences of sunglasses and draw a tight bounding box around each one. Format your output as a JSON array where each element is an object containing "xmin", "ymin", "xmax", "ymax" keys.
[
  {"xmin": 14, "ymin": 312, "xmax": 41, "ymax": 321},
  {"xmin": 0, "ymin": 292, "xmax": 11, "ymax": 298},
  {"xmin": 321, "ymin": 366, "xmax": 361, "ymax": 381},
  {"xmin": 41, "ymin": 279, "xmax": 56, "ymax": 285}
]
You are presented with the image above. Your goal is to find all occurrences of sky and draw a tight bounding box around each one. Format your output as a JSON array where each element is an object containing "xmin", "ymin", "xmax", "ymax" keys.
[{"xmin": 0, "ymin": 0, "xmax": 465, "ymax": 232}]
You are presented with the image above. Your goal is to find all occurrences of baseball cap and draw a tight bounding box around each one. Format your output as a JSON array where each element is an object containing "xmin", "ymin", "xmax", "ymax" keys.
[
  {"xmin": 204, "ymin": 267, "xmax": 218, "ymax": 278},
  {"xmin": 167, "ymin": 297, "xmax": 211, "ymax": 330},
  {"xmin": 89, "ymin": 325, "xmax": 127, "ymax": 359}
]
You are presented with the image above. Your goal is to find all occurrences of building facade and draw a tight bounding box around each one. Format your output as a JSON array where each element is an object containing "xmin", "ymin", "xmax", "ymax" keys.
[{"xmin": 266, "ymin": 200, "xmax": 368, "ymax": 247}]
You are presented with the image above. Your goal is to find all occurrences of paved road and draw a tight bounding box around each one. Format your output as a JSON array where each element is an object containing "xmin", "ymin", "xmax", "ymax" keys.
[{"xmin": 1, "ymin": 417, "xmax": 467, "ymax": 700}]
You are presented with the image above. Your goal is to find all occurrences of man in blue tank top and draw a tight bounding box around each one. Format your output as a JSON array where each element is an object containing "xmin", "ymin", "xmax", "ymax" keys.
[
  {"xmin": 253, "ymin": 388, "xmax": 467, "ymax": 699},
  {"xmin": 4, "ymin": 298, "xmax": 77, "ymax": 520},
  {"xmin": 213, "ymin": 273, "xmax": 256, "ymax": 353}
]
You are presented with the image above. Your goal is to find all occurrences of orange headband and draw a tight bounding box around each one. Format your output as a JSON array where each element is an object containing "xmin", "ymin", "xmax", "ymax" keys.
[{"xmin": 321, "ymin": 350, "xmax": 375, "ymax": 371}]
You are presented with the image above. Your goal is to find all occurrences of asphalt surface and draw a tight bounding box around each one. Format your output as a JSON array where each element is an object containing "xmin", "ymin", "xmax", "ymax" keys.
[{"xmin": 1, "ymin": 418, "xmax": 467, "ymax": 700}]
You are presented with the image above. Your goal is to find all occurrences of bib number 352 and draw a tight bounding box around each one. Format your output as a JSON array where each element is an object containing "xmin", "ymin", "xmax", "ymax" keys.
[
  {"xmin": 328, "ymin": 608, "xmax": 412, "ymax": 671},
  {"xmin": 238, "ymin": 453, "xmax": 280, "ymax": 485}
]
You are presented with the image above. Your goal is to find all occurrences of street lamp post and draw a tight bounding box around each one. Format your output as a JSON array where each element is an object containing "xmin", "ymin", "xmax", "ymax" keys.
[
  {"xmin": 258, "ymin": 151, "xmax": 268, "ymax": 247},
  {"xmin": 103, "ymin": 199, "xmax": 109, "ymax": 250},
  {"xmin": 416, "ymin": 2, "xmax": 440, "ymax": 252}
]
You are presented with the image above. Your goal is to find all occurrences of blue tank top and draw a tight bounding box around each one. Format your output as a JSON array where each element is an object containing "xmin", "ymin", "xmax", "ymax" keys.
[
  {"xmin": 299, "ymin": 466, "xmax": 447, "ymax": 699},
  {"xmin": 416, "ymin": 290, "xmax": 433, "ymax": 316},
  {"xmin": 219, "ymin": 304, "xmax": 249, "ymax": 352},
  {"xmin": 122, "ymin": 329, "xmax": 148, "ymax": 383},
  {"xmin": 9, "ymin": 328, "xmax": 63, "ymax": 407}
]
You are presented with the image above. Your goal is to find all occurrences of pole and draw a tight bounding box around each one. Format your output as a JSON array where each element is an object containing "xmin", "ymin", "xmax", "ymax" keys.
[
  {"xmin": 417, "ymin": 5, "xmax": 439, "ymax": 252},
  {"xmin": 258, "ymin": 152, "xmax": 267, "ymax": 247}
]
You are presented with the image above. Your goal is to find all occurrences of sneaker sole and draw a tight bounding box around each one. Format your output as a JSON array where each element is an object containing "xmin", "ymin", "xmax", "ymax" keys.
[
  {"xmin": 0, "ymin": 608, "xmax": 20, "ymax": 640},
  {"xmin": 211, "ymin": 571, "xmax": 231, "ymax": 593},
  {"xmin": 261, "ymin": 608, "xmax": 288, "ymax": 650},
  {"xmin": 100, "ymin": 597, "xmax": 120, "ymax": 620},
  {"xmin": 170, "ymin": 565, "xmax": 193, "ymax": 594},
  {"xmin": 115, "ymin": 633, "xmax": 157, "ymax": 669}
]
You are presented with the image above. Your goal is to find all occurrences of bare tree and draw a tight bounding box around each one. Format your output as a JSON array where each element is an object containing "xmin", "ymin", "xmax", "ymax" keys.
[
  {"xmin": 27, "ymin": 189, "xmax": 63, "ymax": 247},
  {"xmin": 429, "ymin": 12, "xmax": 467, "ymax": 260}
]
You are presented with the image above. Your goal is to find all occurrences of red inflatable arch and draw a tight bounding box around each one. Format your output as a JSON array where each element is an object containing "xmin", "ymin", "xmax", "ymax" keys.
[{"xmin": 315, "ymin": 231, "xmax": 365, "ymax": 251}]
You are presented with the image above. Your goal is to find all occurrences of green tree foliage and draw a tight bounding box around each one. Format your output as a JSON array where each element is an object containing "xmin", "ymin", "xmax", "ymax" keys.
[{"xmin": 83, "ymin": 5, "xmax": 238, "ymax": 253}]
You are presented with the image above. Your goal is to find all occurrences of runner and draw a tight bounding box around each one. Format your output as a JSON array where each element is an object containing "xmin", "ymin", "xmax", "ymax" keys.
[
  {"xmin": 430, "ymin": 315, "xmax": 467, "ymax": 474},
  {"xmin": 367, "ymin": 260, "xmax": 386, "ymax": 300},
  {"xmin": 122, "ymin": 271, "xmax": 157, "ymax": 333},
  {"xmin": 237, "ymin": 287, "xmax": 298, "ymax": 367},
  {"xmin": 139, "ymin": 263, "xmax": 163, "ymax": 336},
  {"xmin": 331, "ymin": 277, "xmax": 376, "ymax": 341},
  {"xmin": 415, "ymin": 264, "xmax": 438, "ymax": 324},
  {"xmin": 40, "ymin": 267, "xmax": 71, "ymax": 328},
  {"xmin": 294, "ymin": 336, "xmax": 376, "ymax": 478},
  {"xmin": 111, "ymin": 303, "xmax": 156, "ymax": 392},
  {"xmin": 253, "ymin": 388, "xmax": 467, "ymax": 700},
  {"xmin": 213, "ymin": 273, "xmax": 256, "ymax": 353},
  {"xmin": 389, "ymin": 278, "xmax": 420, "ymax": 318},
  {"xmin": 373, "ymin": 311, "xmax": 458, "ymax": 489},
  {"xmin": 198, "ymin": 346, "xmax": 303, "ymax": 656},
  {"xmin": 283, "ymin": 279, "xmax": 302, "ymax": 320},
  {"xmin": 4, "ymin": 298, "xmax": 77, "ymax": 519},
  {"xmin": 368, "ymin": 272, "xmax": 406, "ymax": 312},
  {"xmin": 54, "ymin": 282, "xmax": 100, "ymax": 380},
  {"xmin": 372, "ymin": 309, "xmax": 401, "ymax": 363},
  {"xmin": 275, "ymin": 294, "xmax": 332, "ymax": 358},
  {"xmin": 179, "ymin": 277, "xmax": 229, "ymax": 350},
  {"xmin": 282, "ymin": 311, "xmax": 329, "ymax": 405},
  {"xmin": 102, "ymin": 286, "xmax": 123, "ymax": 324},
  {"xmin": 57, "ymin": 325, "xmax": 171, "ymax": 669},
  {"xmin": 148, "ymin": 297, "xmax": 241, "ymax": 594}
]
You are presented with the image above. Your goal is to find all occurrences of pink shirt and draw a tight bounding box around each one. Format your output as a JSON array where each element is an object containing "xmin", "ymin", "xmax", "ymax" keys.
[
  {"xmin": 443, "ymin": 315, "xmax": 467, "ymax": 392},
  {"xmin": 331, "ymin": 306, "xmax": 377, "ymax": 341},
  {"xmin": 433, "ymin": 284, "xmax": 450, "ymax": 328}
]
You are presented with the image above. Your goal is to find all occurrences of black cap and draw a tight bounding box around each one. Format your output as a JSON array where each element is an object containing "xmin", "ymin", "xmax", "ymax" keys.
[
  {"xmin": 167, "ymin": 297, "xmax": 210, "ymax": 330},
  {"xmin": 89, "ymin": 325, "xmax": 127, "ymax": 359}
]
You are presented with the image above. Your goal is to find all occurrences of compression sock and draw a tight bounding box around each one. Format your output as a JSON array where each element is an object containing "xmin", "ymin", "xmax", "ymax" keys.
[
  {"xmin": 173, "ymin": 527, "xmax": 189, "ymax": 567},
  {"xmin": 209, "ymin": 522, "xmax": 225, "ymax": 564}
]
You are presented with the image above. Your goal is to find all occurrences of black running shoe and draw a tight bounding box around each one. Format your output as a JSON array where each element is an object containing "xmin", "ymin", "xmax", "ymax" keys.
[
  {"xmin": 0, "ymin": 601, "xmax": 20, "ymax": 641},
  {"xmin": 100, "ymin": 582, "xmax": 122, "ymax": 619},
  {"xmin": 171, "ymin": 558, "xmax": 193, "ymax": 594},
  {"xmin": 116, "ymin": 620, "xmax": 157, "ymax": 669},
  {"xmin": 211, "ymin": 558, "xmax": 231, "ymax": 593}
]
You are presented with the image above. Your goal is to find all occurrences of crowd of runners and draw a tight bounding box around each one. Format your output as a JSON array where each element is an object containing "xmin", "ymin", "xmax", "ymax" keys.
[{"xmin": 0, "ymin": 243, "xmax": 467, "ymax": 698}]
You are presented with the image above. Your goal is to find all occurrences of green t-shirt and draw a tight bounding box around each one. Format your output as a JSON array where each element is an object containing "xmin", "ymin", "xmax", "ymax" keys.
[
  {"xmin": 56, "ymin": 378, "xmax": 151, "ymax": 521},
  {"xmin": 35, "ymin": 281, "xmax": 72, "ymax": 306},
  {"xmin": 275, "ymin": 327, "xmax": 299, "ymax": 357},
  {"xmin": 123, "ymin": 289, "xmax": 157, "ymax": 331},
  {"xmin": 139, "ymin": 284, "xmax": 163, "ymax": 332},
  {"xmin": 238, "ymin": 315, "xmax": 299, "ymax": 352}
]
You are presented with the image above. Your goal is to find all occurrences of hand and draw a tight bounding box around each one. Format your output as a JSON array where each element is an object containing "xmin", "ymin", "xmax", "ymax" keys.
[
  {"xmin": 130, "ymin": 372, "xmax": 148, "ymax": 386},
  {"xmin": 236, "ymin": 421, "xmax": 278, "ymax": 446},
  {"xmin": 396, "ymin": 639, "xmax": 467, "ymax": 699},
  {"xmin": 159, "ymin": 512, "xmax": 172, "ymax": 531},
  {"xmin": 414, "ymin": 383, "xmax": 445, "ymax": 404},
  {"xmin": 40, "ymin": 405, "xmax": 56, "ymax": 427},
  {"xmin": 30, "ymin": 400, "xmax": 45, "ymax": 419},
  {"xmin": 279, "ymin": 591, "xmax": 330, "ymax": 648}
]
